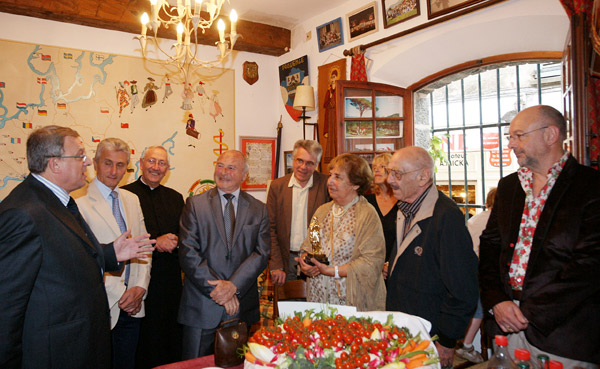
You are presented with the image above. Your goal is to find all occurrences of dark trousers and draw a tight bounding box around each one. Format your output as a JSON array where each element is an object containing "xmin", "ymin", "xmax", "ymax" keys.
[
  {"xmin": 112, "ymin": 310, "xmax": 141, "ymax": 369},
  {"xmin": 181, "ymin": 326, "xmax": 218, "ymax": 360}
]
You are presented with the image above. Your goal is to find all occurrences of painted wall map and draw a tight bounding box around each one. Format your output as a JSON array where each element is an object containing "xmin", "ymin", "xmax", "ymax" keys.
[{"xmin": 0, "ymin": 39, "xmax": 234, "ymax": 200}]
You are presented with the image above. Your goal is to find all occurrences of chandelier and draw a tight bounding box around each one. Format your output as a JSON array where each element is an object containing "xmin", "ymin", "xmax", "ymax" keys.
[{"xmin": 136, "ymin": 0, "xmax": 239, "ymax": 86}]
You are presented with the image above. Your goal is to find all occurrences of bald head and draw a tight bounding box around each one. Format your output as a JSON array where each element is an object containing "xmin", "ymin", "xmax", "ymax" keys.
[
  {"xmin": 513, "ymin": 105, "xmax": 567, "ymax": 143},
  {"xmin": 387, "ymin": 146, "xmax": 435, "ymax": 203},
  {"xmin": 394, "ymin": 146, "xmax": 435, "ymax": 177}
]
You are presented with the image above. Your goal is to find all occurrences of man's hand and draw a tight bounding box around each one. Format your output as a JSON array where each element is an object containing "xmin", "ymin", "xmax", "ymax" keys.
[
  {"xmin": 296, "ymin": 254, "xmax": 319, "ymax": 278},
  {"xmin": 113, "ymin": 231, "xmax": 155, "ymax": 261},
  {"xmin": 270, "ymin": 270, "xmax": 286, "ymax": 286},
  {"xmin": 223, "ymin": 295, "xmax": 240, "ymax": 316},
  {"xmin": 208, "ymin": 280, "xmax": 237, "ymax": 306},
  {"xmin": 155, "ymin": 233, "xmax": 178, "ymax": 253},
  {"xmin": 493, "ymin": 301, "xmax": 529, "ymax": 333},
  {"xmin": 435, "ymin": 342, "xmax": 454, "ymax": 369},
  {"xmin": 118, "ymin": 286, "xmax": 146, "ymax": 315}
]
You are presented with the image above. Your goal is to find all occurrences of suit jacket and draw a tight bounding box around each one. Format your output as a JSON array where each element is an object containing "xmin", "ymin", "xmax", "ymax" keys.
[
  {"xmin": 266, "ymin": 172, "xmax": 329, "ymax": 273},
  {"xmin": 479, "ymin": 156, "xmax": 600, "ymax": 362},
  {"xmin": 0, "ymin": 175, "xmax": 121, "ymax": 369},
  {"xmin": 386, "ymin": 188, "xmax": 479, "ymax": 349},
  {"xmin": 76, "ymin": 179, "xmax": 151, "ymax": 329},
  {"xmin": 178, "ymin": 188, "xmax": 270, "ymax": 329}
]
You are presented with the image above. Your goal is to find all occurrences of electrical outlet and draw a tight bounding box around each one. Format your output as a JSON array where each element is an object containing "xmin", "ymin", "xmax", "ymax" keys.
[{"xmin": 306, "ymin": 31, "xmax": 312, "ymax": 41}]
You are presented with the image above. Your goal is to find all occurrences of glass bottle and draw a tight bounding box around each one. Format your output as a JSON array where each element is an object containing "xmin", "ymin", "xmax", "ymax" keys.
[
  {"xmin": 487, "ymin": 335, "xmax": 516, "ymax": 369},
  {"xmin": 537, "ymin": 355, "xmax": 550, "ymax": 369},
  {"xmin": 514, "ymin": 348, "xmax": 537, "ymax": 369}
]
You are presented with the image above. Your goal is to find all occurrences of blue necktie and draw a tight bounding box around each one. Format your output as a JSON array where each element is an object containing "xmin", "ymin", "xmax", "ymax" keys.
[
  {"xmin": 111, "ymin": 191, "xmax": 129, "ymax": 285},
  {"xmin": 223, "ymin": 193, "xmax": 235, "ymax": 259}
]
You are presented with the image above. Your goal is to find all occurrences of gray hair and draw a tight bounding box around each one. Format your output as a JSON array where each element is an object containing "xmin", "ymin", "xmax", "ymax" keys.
[
  {"xmin": 142, "ymin": 145, "xmax": 169, "ymax": 164},
  {"xmin": 95, "ymin": 138, "xmax": 131, "ymax": 163},
  {"xmin": 292, "ymin": 140, "xmax": 323, "ymax": 163},
  {"xmin": 27, "ymin": 125, "xmax": 80, "ymax": 174}
]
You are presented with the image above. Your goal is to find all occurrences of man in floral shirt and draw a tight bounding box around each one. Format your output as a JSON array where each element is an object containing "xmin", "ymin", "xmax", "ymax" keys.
[{"xmin": 479, "ymin": 105, "xmax": 600, "ymax": 367}]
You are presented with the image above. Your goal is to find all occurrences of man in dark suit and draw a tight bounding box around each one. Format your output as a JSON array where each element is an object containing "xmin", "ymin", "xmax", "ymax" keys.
[
  {"xmin": 479, "ymin": 105, "xmax": 600, "ymax": 366},
  {"xmin": 267, "ymin": 139, "xmax": 329, "ymax": 285},
  {"xmin": 0, "ymin": 125, "xmax": 154, "ymax": 368},
  {"xmin": 178, "ymin": 150, "xmax": 270, "ymax": 359}
]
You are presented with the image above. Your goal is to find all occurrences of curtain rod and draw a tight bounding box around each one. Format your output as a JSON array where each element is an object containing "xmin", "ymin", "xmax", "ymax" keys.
[{"xmin": 343, "ymin": 0, "xmax": 509, "ymax": 56}]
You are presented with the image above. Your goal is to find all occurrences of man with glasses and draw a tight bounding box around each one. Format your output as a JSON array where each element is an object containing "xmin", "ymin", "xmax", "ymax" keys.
[
  {"xmin": 0, "ymin": 125, "xmax": 154, "ymax": 368},
  {"xmin": 178, "ymin": 150, "xmax": 270, "ymax": 359},
  {"xmin": 122, "ymin": 145, "xmax": 186, "ymax": 367},
  {"xmin": 76, "ymin": 138, "xmax": 150, "ymax": 369},
  {"xmin": 385, "ymin": 146, "xmax": 478, "ymax": 369},
  {"xmin": 480, "ymin": 105, "xmax": 600, "ymax": 367},
  {"xmin": 266, "ymin": 140, "xmax": 329, "ymax": 285}
]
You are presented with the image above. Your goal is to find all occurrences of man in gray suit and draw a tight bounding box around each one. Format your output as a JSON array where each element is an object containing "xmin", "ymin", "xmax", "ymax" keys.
[{"xmin": 178, "ymin": 150, "xmax": 270, "ymax": 359}]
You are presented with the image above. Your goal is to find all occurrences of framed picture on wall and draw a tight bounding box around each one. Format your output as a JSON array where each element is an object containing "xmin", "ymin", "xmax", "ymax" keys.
[
  {"xmin": 346, "ymin": 2, "xmax": 378, "ymax": 41},
  {"xmin": 427, "ymin": 0, "xmax": 488, "ymax": 19},
  {"xmin": 316, "ymin": 18, "xmax": 344, "ymax": 53},
  {"xmin": 382, "ymin": 0, "xmax": 419, "ymax": 28},
  {"xmin": 284, "ymin": 151, "xmax": 294, "ymax": 174},
  {"xmin": 240, "ymin": 136, "xmax": 277, "ymax": 191}
]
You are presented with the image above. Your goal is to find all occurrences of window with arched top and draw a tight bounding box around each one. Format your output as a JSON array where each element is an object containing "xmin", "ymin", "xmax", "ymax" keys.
[{"xmin": 412, "ymin": 55, "xmax": 563, "ymax": 219}]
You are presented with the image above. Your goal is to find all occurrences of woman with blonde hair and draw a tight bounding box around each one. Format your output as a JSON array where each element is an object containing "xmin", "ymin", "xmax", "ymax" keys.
[{"xmin": 365, "ymin": 153, "xmax": 398, "ymax": 264}]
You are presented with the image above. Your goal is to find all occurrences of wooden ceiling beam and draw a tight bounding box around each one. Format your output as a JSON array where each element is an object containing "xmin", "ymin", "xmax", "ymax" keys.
[{"xmin": 0, "ymin": 0, "xmax": 290, "ymax": 56}]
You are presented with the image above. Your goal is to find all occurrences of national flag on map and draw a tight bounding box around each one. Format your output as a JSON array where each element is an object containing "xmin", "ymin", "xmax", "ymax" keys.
[
  {"xmin": 22, "ymin": 123, "xmax": 33, "ymax": 129},
  {"xmin": 92, "ymin": 137, "xmax": 101, "ymax": 143},
  {"xmin": 131, "ymin": 149, "xmax": 135, "ymax": 154},
  {"xmin": 100, "ymin": 107, "xmax": 109, "ymax": 113},
  {"xmin": 11, "ymin": 138, "xmax": 21, "ymax": 144},
  {"xmin": 37, "ymin": 77, "xmax": 47, "ymax": 84},
  {"xmin": 0, "ymin": 82, "xmax": 5, "ymax": 88},
  {"xmin": 16, "ymin": 102, "xmax": 26, "ymax": 109},
  {"xmin": 38, "ymin": 109, "xmax": 47, "ymax": 116},
  {"xmin": 64, "ymin": 52, "xmax": 73, "ymax": 59},
  {"xmin": 41, "ymin": 54, "xmax": 51, "ymax": 61},
  {"xmin": 121, "ymin": 123, "xmax": 129, "ymax": 128},
  {"xmin": 57, "ymin": 103, "xmax": 66, "ymax": 109},
  {"xmin": 127, "ymin": 168, "xmax": 135, "ymax": 173}
]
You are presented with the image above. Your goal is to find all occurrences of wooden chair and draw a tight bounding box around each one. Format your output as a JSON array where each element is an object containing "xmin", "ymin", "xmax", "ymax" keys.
[{"xmin": 273, "ymin": 279, "xmax": 307, "ymax": 319}]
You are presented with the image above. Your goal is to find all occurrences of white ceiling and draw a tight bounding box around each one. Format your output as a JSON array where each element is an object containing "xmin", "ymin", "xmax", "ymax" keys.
[{"xmin": 223, "ymin": 0, "xmax": 350, "ymax": 29}]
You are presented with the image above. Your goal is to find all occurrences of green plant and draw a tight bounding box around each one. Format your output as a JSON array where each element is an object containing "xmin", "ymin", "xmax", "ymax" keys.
[{"xmin": 428, "ymin": 134, "xmax": 449, "ymax": 172}]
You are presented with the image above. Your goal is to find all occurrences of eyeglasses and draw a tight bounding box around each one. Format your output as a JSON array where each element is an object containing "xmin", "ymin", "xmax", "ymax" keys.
[
  {"xmin": 46, "ymin": 154, "xmax": 88, "ymax": 161},
  {"xmin": 145, "ymin": 158, "xmax": 169, "ymax": 168},
  {"xmin": 388, "ymin": 167, "xmax": 425, "ymax": 181},
  {"xmin": 504, "ymin": 126, "xmax": 548, "ymax": 142},
  {"xmin": 295, "ymin": 158, "xmax": 316, "ymax": 168}
]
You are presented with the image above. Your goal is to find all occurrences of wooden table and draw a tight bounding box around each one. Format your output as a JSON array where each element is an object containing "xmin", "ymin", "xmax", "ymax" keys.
[{"xmin": 154, "ymin": 354, "xmax": 244, "ymax": 369}]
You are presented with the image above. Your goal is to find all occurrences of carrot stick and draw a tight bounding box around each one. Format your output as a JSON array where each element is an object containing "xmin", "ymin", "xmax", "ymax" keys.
[
  {"xmin": 408, "ymin": 353, "xmax": 427, "ymax": 362},
  {"xmin": 245, "ymin": 350, "xmax": 257, "ymax": 364},
  {"xmin": 407, "ymin": 359, "xmax": 424, "ymax": 369},
  {"xmin": 413, "ymin": 340, "xmax": 430, "ymax": 352}
]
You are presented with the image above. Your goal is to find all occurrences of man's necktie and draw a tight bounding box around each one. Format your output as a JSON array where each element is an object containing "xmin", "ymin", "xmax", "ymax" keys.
[
  {"xmin": 111, "ymin": 191, "xmax": 129, "ymax": 285},
  {"xmin": 223, "ymin": 193, "xmax": 235, "ymax": 258},
  {"xmin": 67, "ymin": 197, "xmax": 85, "ymax": 230}
]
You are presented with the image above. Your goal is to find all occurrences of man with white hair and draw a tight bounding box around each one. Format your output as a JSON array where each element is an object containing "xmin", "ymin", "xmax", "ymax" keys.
[{"xmin": 385, "ymin": 146, "xmax": 478, "ymax": 369}]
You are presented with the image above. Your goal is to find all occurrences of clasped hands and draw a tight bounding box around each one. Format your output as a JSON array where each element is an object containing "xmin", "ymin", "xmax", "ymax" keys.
[
  {"xmin": 208, "ymin": 280, "xmax": 239, "ymax": 316},
  {"xmin": 296, "ymin": 253, "xmax": 332, "ymax": 278},
  {"xmin": 119, "ymin": 286, "xmax": 146, "ymax": 316}
]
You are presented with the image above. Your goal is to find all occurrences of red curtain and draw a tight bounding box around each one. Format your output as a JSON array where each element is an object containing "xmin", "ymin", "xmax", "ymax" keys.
[{"xmin": 560, "ymin": 0, "xmax": 600, "ymax": 167}]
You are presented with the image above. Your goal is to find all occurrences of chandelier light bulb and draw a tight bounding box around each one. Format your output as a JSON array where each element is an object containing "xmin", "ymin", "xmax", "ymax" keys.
[
  {"xmin": 141, "ymin": 12, "xmax": 149, "ymax": 36},
  {"xmin": 217, "ymin": 19, "xmax": 225, "ymax": 43},
  {"xmin": 177, "ymin": 22, "xmax": 184, "ymax": 43}
]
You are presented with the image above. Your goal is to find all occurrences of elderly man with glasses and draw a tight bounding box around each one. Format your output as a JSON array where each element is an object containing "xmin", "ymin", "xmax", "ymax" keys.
[
  {"xmin": 385, "ymin": 146, "xmax": 478, "ymax": 369},
  {"xmin": 480, "ymin": 105, "xmax": 600, "ymax": 367}
]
